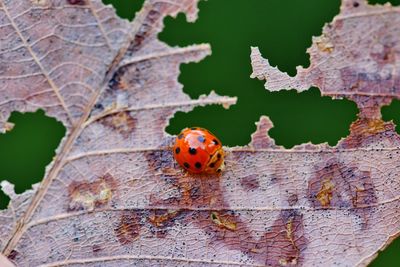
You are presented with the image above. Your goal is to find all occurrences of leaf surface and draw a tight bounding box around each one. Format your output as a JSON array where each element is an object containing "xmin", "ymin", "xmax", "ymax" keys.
[{"xmin": 0, "ymin": 0, "xmax": 399, "ymax": 266}]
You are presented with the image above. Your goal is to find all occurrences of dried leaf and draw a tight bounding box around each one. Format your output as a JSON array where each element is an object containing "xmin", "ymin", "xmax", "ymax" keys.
[{"xmin": 0, "ymin": 0, "xmax": 399, "ymax": 266}]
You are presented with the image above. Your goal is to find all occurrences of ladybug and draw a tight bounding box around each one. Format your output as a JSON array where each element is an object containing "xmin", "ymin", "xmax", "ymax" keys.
[{"xmin": 173, "ymin": 127, "xmax": 225, "ymax": 174}]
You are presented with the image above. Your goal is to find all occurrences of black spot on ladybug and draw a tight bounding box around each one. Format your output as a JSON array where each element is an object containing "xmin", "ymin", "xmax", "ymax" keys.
[
  {"xmin": 195, "ymin": 162, "xmax": 202, "ymax": 169},
  {"xmin": 213, "ymin": 139, "xmax": 219, "ymax": 145},
  {"xmin": 197, "ymin": 136, "xmax": 206, "ymax": 143},
  {"xmin": 191, "ymin": 127, "xmax": 197, "ymax": 130},
  {"xmin": 189, "ymin": 148, "xmax": 197, "ymax": 155},
  {"xmin": 178, "ymin": 134, "xmax": 184, "ymax": 139},
  {"xmin": 184, "ymin": 162, "xmax": 190, "ymax": 169},
  {"xmin": 209, "ymin": 162, "xmax": 215, "ymax": 168},
  {"xmin": 175, "ymin": 147, "xmax": 180, "ymax": 154},
  {"xmin": 217, "ymin": 153, "xmax": 222, "ymax": 159}
]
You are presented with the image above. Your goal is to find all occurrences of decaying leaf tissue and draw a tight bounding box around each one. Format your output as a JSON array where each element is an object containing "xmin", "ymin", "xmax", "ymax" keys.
[{"xmin": 0, "ymin": 0, "xmax": 399, "ymax": 266}]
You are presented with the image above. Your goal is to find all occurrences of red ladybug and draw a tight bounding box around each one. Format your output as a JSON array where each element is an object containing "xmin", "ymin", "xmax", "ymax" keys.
[{"xmin": 173, "ymin": 127, "xmax": 225, "ymax": 174}]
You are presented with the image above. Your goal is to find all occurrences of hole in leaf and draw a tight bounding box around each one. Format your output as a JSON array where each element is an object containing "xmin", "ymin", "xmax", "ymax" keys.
[
  {"xmin": 0, "ymin": 189, "xmax": 10, "ymax": 210},
  {"xmin": 160, "ymin": 0, "xmax": 341, "ymax": 79},
  {"xmin": 382, "ymin": 100, "xmax": 400, "ymax": 134},
  {"xmin": 370, "ymin": 237, "xmax": 400, "ymax": 266},
  {"xmin": 102, "ymin": 0, "xmax": 145, "ymax": 21},
  {"xmin": 167, "ymin": 88, "xmax": 357, "ymax": 148},
  {"xmin": 161, "ymin": 0, "xmax": 358, "ymax": 148},
  {"xmin": 368, "ymin": 0, "xmax": 400, "ymax": 5},
  {"xmin": 0, "ymin": 110, "xmax": 65, "ymax": 209}
]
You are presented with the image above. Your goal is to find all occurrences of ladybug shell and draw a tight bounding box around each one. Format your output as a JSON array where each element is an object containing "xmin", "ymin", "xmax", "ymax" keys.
[{"xmin": 173, "ymin": 127, "xmax": 225, "ymax": 174}]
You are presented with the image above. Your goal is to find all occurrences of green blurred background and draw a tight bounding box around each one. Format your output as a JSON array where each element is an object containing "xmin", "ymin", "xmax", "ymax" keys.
[{"xmin": 0, "ymin": 0, "xmax": 399, "ymax": 265}]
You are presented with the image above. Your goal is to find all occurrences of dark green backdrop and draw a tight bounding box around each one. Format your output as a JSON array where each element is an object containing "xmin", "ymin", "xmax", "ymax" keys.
[{"xmin": 0, "ymin": 0, "xmax": 399, "ymax": 265}]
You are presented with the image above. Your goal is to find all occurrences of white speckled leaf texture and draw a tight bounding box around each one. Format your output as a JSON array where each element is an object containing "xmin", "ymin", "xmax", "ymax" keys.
[{"xmin": 0, "ymin": 0, "xmax": 399, "ymax": 266}]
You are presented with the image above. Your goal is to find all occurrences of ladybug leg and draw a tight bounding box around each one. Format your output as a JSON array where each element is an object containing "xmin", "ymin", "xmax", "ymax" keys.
[
  {"xmin": 220, "ymin": 149, "xmax": 238, "ymax": 168},
  {"xmin": 216, "ymin": 161, "xmax": 225, "ymax": 174}
]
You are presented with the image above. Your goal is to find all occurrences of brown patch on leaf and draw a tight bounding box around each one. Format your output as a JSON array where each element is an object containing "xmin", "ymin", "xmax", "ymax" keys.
[
  {"xmin": 68, "ymin": 173, "xmax": 117, "ymax": 211},
  {"xmin": 148, "ymin": 210, "xmax": 180, "ymax": 228},
  {"xmin": 145, "ymin": 150, "xmax": 175, "ymax": 173},
  {"xmin": 309, "ymin": 159, "xmax": 347, "ymax": 208},
  {"xmin": 240, "ymin": 174, "xmax": 260, "ymax": 191},
  {"xmin": 210, "ymin": 211, "xmax": 237, "ymax": 231},
  {"xmin": 308, "ymin": 158, "xmax": 377, "ymax": 228},
  {"xmin": 353, "ymin": 96, "xmax": 393, "ymax": 119},
  {"xmin": 107, "ymin": 60, "xmax": 153, "ymax": 95},
  {"xmin": 339, "ymin": 117, "xmax": 398, "ymax": 148},
  {"xmin": 315, "ymin": 35, "xmax": 334, "ymax": 53},
  {"xmin": 98, "ymin": 48, "xmax": 153, "ymax": 111},
  {"xmin": 100, "ymin": 111, "xmax": 136, "ymax": 139},
  {"xmin": 340, "ymin": 67, "xmax": 399, "ymax": 101},
  {"xmin": 7, "ymin": 250, "xmax": 18, "ymax": 260},
  {"xmin": 371, "ymin": 43, "xmax": 396, "ymax": 65},
  {"xmin": 262, "ymin": 211, "xmax": 307, "ymax": 266},
  {"xmin": 107, "ymin": 67, "xmax": 131, "ymax": 91},
  {"xmin": 288, "ymin": 194, "xmax": 299, "ymax": 206},
  {"xmin": 147, "ymin": 209, "xmax": 185, "ymax": 238},
  {"xmin": 67, "ymin": 0, "xmax": 86, "ymax": 5},
  {"xmin": 144, "ymin": 149, "xmax": 184, "ymax": 190},
  {"xmin": 175, "ymin": 176, "xmax": 224, "ymax": 208},
  {"xmin": 128, "ymin": 4, "xmax": 162, "ymax": 54},
  {"xmin": 115, "ymin": 212, "xmax": 142, "ymax": 245},
  {"xmin": 316, "ymin": 178, "xmax": 335, "ymax": 207},
  {"xmin": 192, "ymin": 210, "xmax": 254, "ymax": 253},
  {"xmin": 92, "ymin": 244, "xmax": 102, "ymax": 253},
  {"xmin": 352, "ymin": 183, "xmax": 376, "ymax": 208}
]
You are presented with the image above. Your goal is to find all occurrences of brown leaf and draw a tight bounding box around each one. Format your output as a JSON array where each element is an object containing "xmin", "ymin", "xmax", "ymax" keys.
[{"xmin": 0, "ymin": 0, "xmax": 399, "ymax": 266}]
